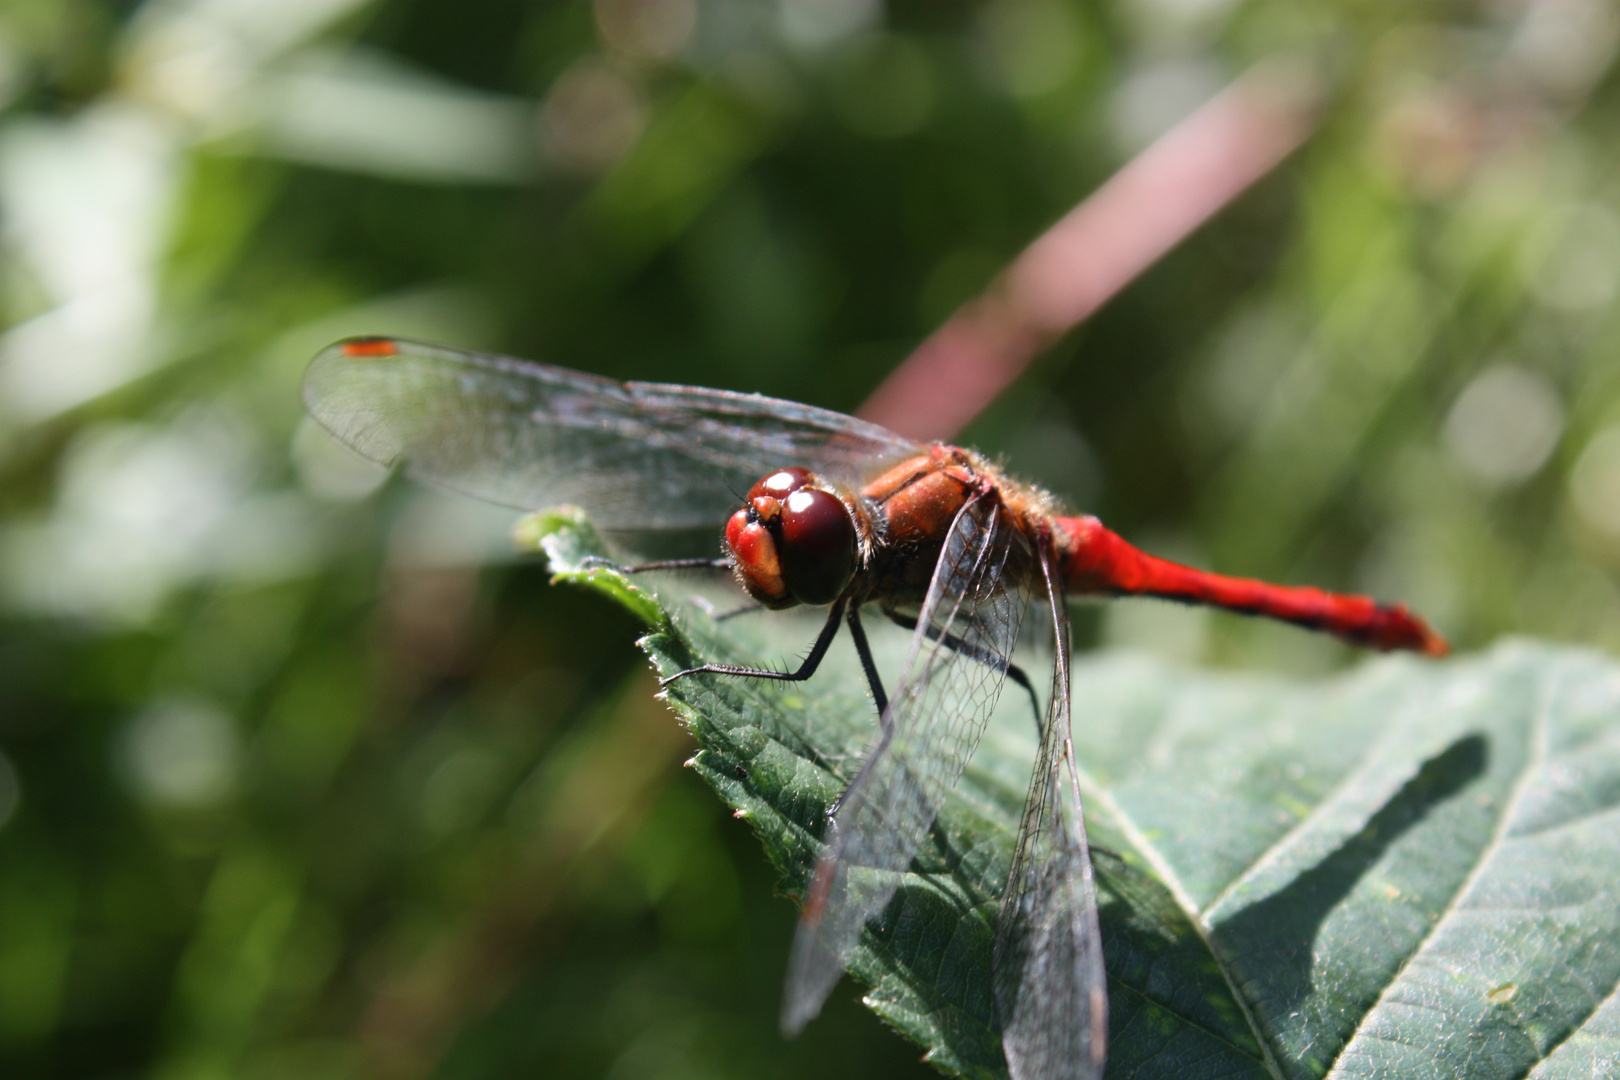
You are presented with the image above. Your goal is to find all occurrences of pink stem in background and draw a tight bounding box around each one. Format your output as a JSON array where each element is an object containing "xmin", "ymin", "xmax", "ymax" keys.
[{"xmin": 858, "ymin": 60, "xmax": 1323, "ymax": 442}]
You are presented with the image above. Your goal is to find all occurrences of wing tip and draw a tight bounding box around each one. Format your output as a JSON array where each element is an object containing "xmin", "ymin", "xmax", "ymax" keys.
[
  {"xmin": 305, "ymin": 337, "xmax": 410, "ymax": 385},
  {"xmin": 779, "ymin": 997, "xmax": 816, "ymax": 1038},
  {"xmin": 779, "ymin": 902, "xmax": 841, "ymax": 1038},
  {"xmin": 335, "ymin": 335, "xmax": 401, "ymax": 359},
  {"xmin": 300, "ymin": 337, "xmax": 417, "ymax": 464},
  {"xmin": 780, "ymin": 954, "xmax": 835, "ymax": 1038},
  {"xmin": 302, "ymin": 336, "xmax": 400, "ymax": 404}
]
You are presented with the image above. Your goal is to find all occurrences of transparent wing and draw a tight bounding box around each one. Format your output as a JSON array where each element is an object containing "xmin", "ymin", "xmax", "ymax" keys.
[
  {"xmin": 993, "ymin": 543, "xmax": 1107, "ymax": 1080},
  {"xmin": 301, "ymin": 337, "xmax": 924, "ymax": 529},
  {"xmin": 781, "ymin": 490, "xmax": 1030, "ymax": 1033}
]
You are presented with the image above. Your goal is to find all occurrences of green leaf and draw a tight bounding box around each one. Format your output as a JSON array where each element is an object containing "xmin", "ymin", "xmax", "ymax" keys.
[{"xmin": 532, "ymin": 516, "xmax": 1620, "ymax": 1079}]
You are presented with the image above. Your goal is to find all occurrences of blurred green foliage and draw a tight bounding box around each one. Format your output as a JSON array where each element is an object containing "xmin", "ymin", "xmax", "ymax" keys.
[{"xmin": 0, "ymin": 0, "xmax": 1617, "ymax": 1077}]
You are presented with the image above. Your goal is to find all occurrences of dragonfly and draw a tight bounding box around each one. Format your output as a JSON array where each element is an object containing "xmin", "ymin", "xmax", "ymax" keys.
[{"xmin": 302, "ymin": 336, "xmax": 1448, "ymax": 1080}]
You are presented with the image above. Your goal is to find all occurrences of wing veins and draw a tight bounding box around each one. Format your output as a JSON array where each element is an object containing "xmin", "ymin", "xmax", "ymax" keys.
[
  {"xmin": 302, "ymin": 337, "xmax": 924, "ymax": 534},
  {"xmin": 781, "ymin": 491, "xmax": 1027, "ymax": 1033},
  {"xmin": 994, "ymin": 542, "xmax": 1107, "ymax": 1080}
]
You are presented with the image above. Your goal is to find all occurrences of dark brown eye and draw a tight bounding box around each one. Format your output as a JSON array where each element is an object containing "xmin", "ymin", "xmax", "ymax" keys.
[
  {"xmin": 749, "ymin": 467, "xmax": 813, "ymax": 501},
  {"xmin": 775, "ymin": 488, "xmax": 855, "ymax": 605}
]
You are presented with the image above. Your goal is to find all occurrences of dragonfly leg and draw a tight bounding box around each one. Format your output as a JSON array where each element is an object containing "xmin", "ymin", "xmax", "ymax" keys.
[
  {"xmin": 843, "ymin": 606, "xmax": 889, "ymax": 719},
  {"xmin": 821, "ymin": 606, "xmax": 899, "ymax": 821},
  {"xmin": 581, "ymin": 555, "xmax": 732, "ymax": 574},
  {"xmin": 685, "ymin": 596, "xmax": 764, "ymax": 620},
  {"xmin": 1089, "ymin": 844, "xmax": 1126, "ymax": 866},
  {"xmin": 884, "ymin": 613, "xmax": 1043, "ymax": 736},
  {"xmin": 661, "ymin": 598, "xmax": 847, "ymax": 689},
  {"xmin": 827, "ymin": 603, "xmax": 1042, "ymax": 824},
  {"xmin": 826, "ymin": 641, "xmax": 893, "ymax": 820}
]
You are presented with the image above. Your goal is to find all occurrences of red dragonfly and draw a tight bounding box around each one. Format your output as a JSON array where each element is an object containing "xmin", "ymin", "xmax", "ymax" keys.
[{"xmin": 303, "ymin": 336, "xmax": 1446, "ymax": 1080}]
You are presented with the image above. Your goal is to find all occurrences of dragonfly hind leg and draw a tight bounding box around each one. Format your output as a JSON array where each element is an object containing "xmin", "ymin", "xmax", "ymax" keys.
[
  {"xmin": 822, "ymin": 602, "xmax": 1048, "ymax": 835},
  {"xmin": 884, "ymin": 612, "xmax": 1043, "ymax": 735}
]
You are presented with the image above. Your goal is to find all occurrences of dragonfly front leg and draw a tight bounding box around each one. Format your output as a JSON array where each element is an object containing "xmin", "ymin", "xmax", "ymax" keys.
[
  {"xmin": 581, "ymin": 555, "xmax": 753, "ymax": 619},
  {"xmin": 710, "ymin": 600, "xmax": 766, "ymax": 622},
  {"xmin": 661, "ymin": 598, "xmax": 848, "ymax": 688},
  {"xmin": 665, "ymin": 600, "xmax": 890, "ymax": 827},
  {"xmin": 580, "ymin": 555, "xmax": 733, "ymax": 574}
]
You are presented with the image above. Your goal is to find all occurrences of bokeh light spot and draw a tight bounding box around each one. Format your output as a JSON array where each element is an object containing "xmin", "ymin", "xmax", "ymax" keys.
[
  {"xmin": 596, "ymin": 0, "xmax": 698, "ymax": 62},
  {"xmin": 1571, "ymin": 426, "xmax": 1620, "ymax": 540},
  {"xmin": 1522, "ymin": 202, "xmax": 1620, "ymax": 311},
  {"xmin": 777, "ymin": 0, "xmax": 879, "ymax": 51},
  {"xmin": 121, "ymin": 696, "xmax": 240, "ymax": 808},
  {"xmin": 979, "ymin": 0, "xmax": 1089, "ymax": 100},
  {"xmin": 1443, "ymin": 365, "xmax": 1563, "ymax": 487},
  {"xmin": 541, "ymin": 59, "xmax": 646, "ymax": 173},
  {"xmin": 1110, "ymin": 58, "xmax": 1223, "ymax": 151},
  {"xmin": 420, "ymin": 746, "xmax": 501, "ymax": 839}
]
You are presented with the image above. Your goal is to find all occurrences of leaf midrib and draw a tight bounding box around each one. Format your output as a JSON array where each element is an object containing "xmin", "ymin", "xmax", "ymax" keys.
[
  {"xmin": 1073, "ymin": 762, "xmax": 1287, "ymax": 1080},
  {"xmin": 1200, "ymin": 685, "xmax": 1417, "ymax": 918},
  {"xmin": 1319, "ymin": 664, "xmax": 1555, "ymax": 1078},
  {"xmin": 1080, "ymin": 663, "xmax": 1571, "ymax": 1080}
]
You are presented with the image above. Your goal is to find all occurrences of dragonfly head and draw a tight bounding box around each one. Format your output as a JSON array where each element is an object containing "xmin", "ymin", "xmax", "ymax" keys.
[{"xmin": 726, "ymin": 467, "xmax": 856, "ymax": 609}]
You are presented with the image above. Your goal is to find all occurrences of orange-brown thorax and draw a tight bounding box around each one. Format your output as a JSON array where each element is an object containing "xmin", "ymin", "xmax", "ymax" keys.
[
  {"xmin": 861, "ymin": 449, "xmax": 978, "ymax": 549},
  {"xmin": 860, "ymin": 446, "xmax": 1054, "ymax": 602}
]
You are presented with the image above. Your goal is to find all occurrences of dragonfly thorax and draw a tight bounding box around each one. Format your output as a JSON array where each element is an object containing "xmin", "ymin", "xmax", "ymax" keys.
[{"xmin": 725, "ymin": 468, "xmax": 857, "ymax": 609}]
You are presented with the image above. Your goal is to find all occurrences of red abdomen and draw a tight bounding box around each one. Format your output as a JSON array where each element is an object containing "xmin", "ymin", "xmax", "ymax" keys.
[{"xmin": 1053, "ymin": 515, "xmax": 1448, "ymax": 656}]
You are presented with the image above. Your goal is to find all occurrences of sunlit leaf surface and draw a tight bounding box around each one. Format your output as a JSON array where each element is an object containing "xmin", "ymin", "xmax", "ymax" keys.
[
  {"xmin": 539, "ymin": 514, "xmax": 1620, "ymax": 1080},
  {"xmin": 8, "ymin": 3, "xmax": 1620, "ymax": 1077}
]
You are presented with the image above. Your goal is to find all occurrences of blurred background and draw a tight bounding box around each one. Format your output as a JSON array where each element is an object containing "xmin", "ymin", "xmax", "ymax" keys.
[{"xmin": 0, "ymin": 0, "xmax": 1616, "ymax": 1077}]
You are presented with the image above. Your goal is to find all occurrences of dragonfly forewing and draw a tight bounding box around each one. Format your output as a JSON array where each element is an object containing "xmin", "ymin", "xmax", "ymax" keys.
[
  {"xmin": 993, "ymin": 544, "xmax": 1107, "ymax": 1080},
  {"xmin": 781, "ymin": 490, "xmax": 1031, "ymax": 1034},
  {"xmin": 301, "ymin": 337, "xmax": 924, "ymax": 531}
]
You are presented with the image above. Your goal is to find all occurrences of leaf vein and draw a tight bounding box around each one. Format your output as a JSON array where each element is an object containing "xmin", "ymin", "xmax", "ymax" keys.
[
  {"xmin": 1323, "ymin": 664, "xmax": 1561, "ymax": 1078},
  {"xmin": 1203, "ymin": 692, "xmax": 1416, "ymax": 916},
  {"xmin": 1074, "ymin": 763, "xmax": 1289, "ymax": 1080},
  {"xmin": 1508, "ymin": 799, "xmax": 1620, "ymax": 842},
  {"xmin": 1528, "ymin": 957, "xmax": 1620, "ymax": 1074},
  {"xmin": 1105, "ymin": 976, "xmax": 1266, "ymax": 1063}
]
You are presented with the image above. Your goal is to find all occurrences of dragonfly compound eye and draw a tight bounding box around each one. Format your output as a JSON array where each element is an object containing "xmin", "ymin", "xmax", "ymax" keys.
[
  {"xmin": 775, "ymin": 488, "xmax": 856, "ymax": 606},
  {"xmin": 748, "ymin": 466, "xmax": 814, "ymax": 502}
]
